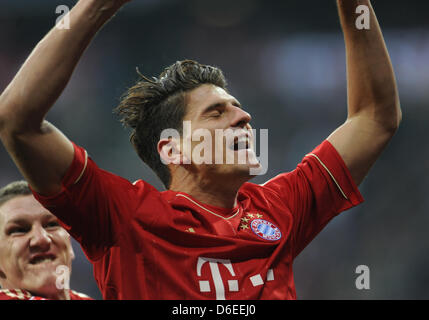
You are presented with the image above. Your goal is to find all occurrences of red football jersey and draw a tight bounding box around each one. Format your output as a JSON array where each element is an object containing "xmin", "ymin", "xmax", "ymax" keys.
[
  {"xmin": 0, "ymin": 289, "xmax": 92, "ymax": 300},
  {"xmin": 33, "ymin": 140, "xmax": 363, "ymax": 300}
]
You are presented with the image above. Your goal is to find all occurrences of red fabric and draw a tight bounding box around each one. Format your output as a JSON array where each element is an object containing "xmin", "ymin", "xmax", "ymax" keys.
[
  {"xmin": 0, "ymin": 289, "xmax": 92, "ymax": 300},
  {"xmin": 33, "ymin": 140, "xmax": 363, "ymax": 300}
]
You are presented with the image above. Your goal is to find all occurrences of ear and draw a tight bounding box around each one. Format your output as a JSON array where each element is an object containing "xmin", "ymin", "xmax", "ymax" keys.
[{"xmin": 158, "ymin": 138, "xmax": 188, "ymax": 165}]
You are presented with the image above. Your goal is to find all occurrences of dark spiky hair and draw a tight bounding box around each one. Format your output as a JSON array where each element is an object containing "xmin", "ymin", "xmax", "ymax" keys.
[{"xmin": 114, "ymin": 60, "xmax": 227, "ymax": 188}]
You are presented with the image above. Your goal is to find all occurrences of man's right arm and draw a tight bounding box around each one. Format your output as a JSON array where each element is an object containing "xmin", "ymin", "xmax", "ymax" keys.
[{"xmin": 0, "ymin": 0, "xmax": 129, "ymax": 196}]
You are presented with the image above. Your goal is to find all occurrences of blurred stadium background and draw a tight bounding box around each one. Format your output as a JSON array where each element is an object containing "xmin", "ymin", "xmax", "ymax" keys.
[{"xmin": 1, "ymin": 0, "xmax": 428, "ymax": 300}]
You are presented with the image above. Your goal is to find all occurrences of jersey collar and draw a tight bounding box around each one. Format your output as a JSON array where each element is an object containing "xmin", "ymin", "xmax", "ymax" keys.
[{"xmin": 167, "ymin": 191, "xmax": 241, "ymax": 220}]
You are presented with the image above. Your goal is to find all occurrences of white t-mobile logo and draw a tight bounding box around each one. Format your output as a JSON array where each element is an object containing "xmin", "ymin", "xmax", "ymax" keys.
[{"xmin": 197, "ymin": 257, "xmax": 239, "ymax": 300}]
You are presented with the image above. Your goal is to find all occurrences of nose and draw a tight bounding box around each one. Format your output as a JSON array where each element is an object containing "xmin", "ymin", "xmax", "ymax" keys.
[
  {"xmin": 231, "ymin": 105, "xmax": 252, "ymax": 129},
  {"xmin": 29, "ymin": 226, "xmax": 52, "ymax": 252}
]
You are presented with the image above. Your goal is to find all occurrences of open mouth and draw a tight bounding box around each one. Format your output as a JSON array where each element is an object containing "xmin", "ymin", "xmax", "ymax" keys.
[
  {"xmin": 231, "ymin": 136, "xmax": 251, "ymax": 151},
  {"xmin": 29, "ymin": 254, "xmax": 56, "ymax": 265}
]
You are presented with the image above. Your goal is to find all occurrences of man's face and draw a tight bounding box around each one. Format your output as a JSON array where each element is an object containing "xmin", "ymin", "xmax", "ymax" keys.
[
  {"xmin": 179, "ymin": 84, "xmax": 260, "ymax": 179},
  {"xmin": 0, "ymin": 195, "xmax": 74, "ymax": 295}
]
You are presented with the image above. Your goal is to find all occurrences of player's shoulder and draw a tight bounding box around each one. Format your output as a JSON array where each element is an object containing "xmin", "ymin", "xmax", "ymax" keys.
[
  {"xmin": 0, "ymin": 289, "xmax": 32, "ymax": 300},
  {"xmin": 243, "ymin": 171, "xmax": 294, "ymax": 189},
  {"xmin": 239, "ymin": 175, "xmax": 290, "ymax": 198},
  {"xmin": 131, "ymin": 178, "xmax": 160, "ymax": 195},
  {"xmin": 132, "ymin": 179, "xmax": 144, "ymax": 187}
]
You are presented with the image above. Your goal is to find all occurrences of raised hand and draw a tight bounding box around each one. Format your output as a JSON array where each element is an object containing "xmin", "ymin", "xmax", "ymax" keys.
[{"xmin": 0, "ymin": 0, "xmax": 132, "ymax": 195}]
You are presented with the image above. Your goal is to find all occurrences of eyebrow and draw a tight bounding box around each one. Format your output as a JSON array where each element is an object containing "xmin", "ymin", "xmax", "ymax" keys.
[
  {"xmin": 202, "ymin": 100, "xmax": 242, "ymax": 115},
  {"xmin": 5, "ymin": 213, "xmax": 55, "ymax": 226}
]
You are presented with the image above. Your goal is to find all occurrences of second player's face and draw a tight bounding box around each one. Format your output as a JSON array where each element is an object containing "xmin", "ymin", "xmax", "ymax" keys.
[
  {"xmin": 181, "ymin": 84, "xmax": 261, "ymax": 180},
  {"xmin": 0, "ymin": 195, "xmax": 74, "ymax": 297}
]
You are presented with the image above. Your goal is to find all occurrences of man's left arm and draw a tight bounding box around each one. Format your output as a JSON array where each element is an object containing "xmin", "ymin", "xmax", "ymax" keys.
[{"xmin": 327, "ymin": 0, "xmax": 402, "ymax": 186}]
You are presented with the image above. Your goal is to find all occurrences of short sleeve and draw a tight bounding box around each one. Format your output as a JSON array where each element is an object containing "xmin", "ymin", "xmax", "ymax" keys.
[
  {"xmin": 31, "ymin": 142, "xmax": 147, "ymax": 261},
  {"xmin": 262, "ymin": 140, "xmax": 364, "ymax": 258}
]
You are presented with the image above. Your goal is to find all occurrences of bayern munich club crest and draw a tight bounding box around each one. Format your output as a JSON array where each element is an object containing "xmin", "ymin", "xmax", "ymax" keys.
[{"xmin": 250, "ymin": 219, "xmax": 282, "ymax": 241}]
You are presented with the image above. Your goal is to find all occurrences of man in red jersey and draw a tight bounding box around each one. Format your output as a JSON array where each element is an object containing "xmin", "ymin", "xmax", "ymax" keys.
[
  {"xmin": 0, "ymin": 0, "xmax": 400, "ymax": 299},
  {"xmin": 0, "ymin": 181, "xmax": 92, "ymax": 300}
]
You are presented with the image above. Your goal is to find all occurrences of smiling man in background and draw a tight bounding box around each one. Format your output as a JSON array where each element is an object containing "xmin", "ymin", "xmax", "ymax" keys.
[{"xmin": 0, "ymin": 181, "xmax": 92, "ymax": 300}]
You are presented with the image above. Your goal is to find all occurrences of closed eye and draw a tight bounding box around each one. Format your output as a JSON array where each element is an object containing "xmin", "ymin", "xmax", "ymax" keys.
[
  {"xmin": 45, "ymin": 221, "xmax": 61, "ymax": 229},
  {"xmin": 7, "ymin": 226, "xmax": 30, "ymax": 235},
  {"xmin": 210, "ymin": 110, "xmax": 223, "ymax": 118}
]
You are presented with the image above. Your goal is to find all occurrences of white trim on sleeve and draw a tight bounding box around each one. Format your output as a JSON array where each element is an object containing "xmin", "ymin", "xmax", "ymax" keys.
[
  {"xmin": 74, "ymin": 150, "xmax": 88, "ymax": 185},
  {"xmin": 305, "ymin": 153, "xmax": 348, "ymax": 200}
]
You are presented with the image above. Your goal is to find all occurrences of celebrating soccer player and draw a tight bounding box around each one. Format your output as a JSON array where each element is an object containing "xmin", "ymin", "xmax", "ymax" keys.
[
  {"xmin": 0, "ymin": 0, "xmax": 400, "ymax": 299},
  {"xmin": 0, "ymin": 181, "xmax": 92, "ymax": 300}
]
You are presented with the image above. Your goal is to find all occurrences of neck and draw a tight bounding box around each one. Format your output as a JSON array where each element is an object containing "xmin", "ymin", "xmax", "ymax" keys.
[{"xmin": 169, "ymin": 170, "xmax": 249, "ymax": 208}]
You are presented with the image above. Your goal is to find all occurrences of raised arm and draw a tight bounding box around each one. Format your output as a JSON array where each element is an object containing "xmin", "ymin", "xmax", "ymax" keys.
[
  {"xmin": 0, "ymin": 0, "xmax": 129, "ymax": 195},
  {"xmin": 327, "ymin": 0, "xmax": 401, "ymax": 186}
]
